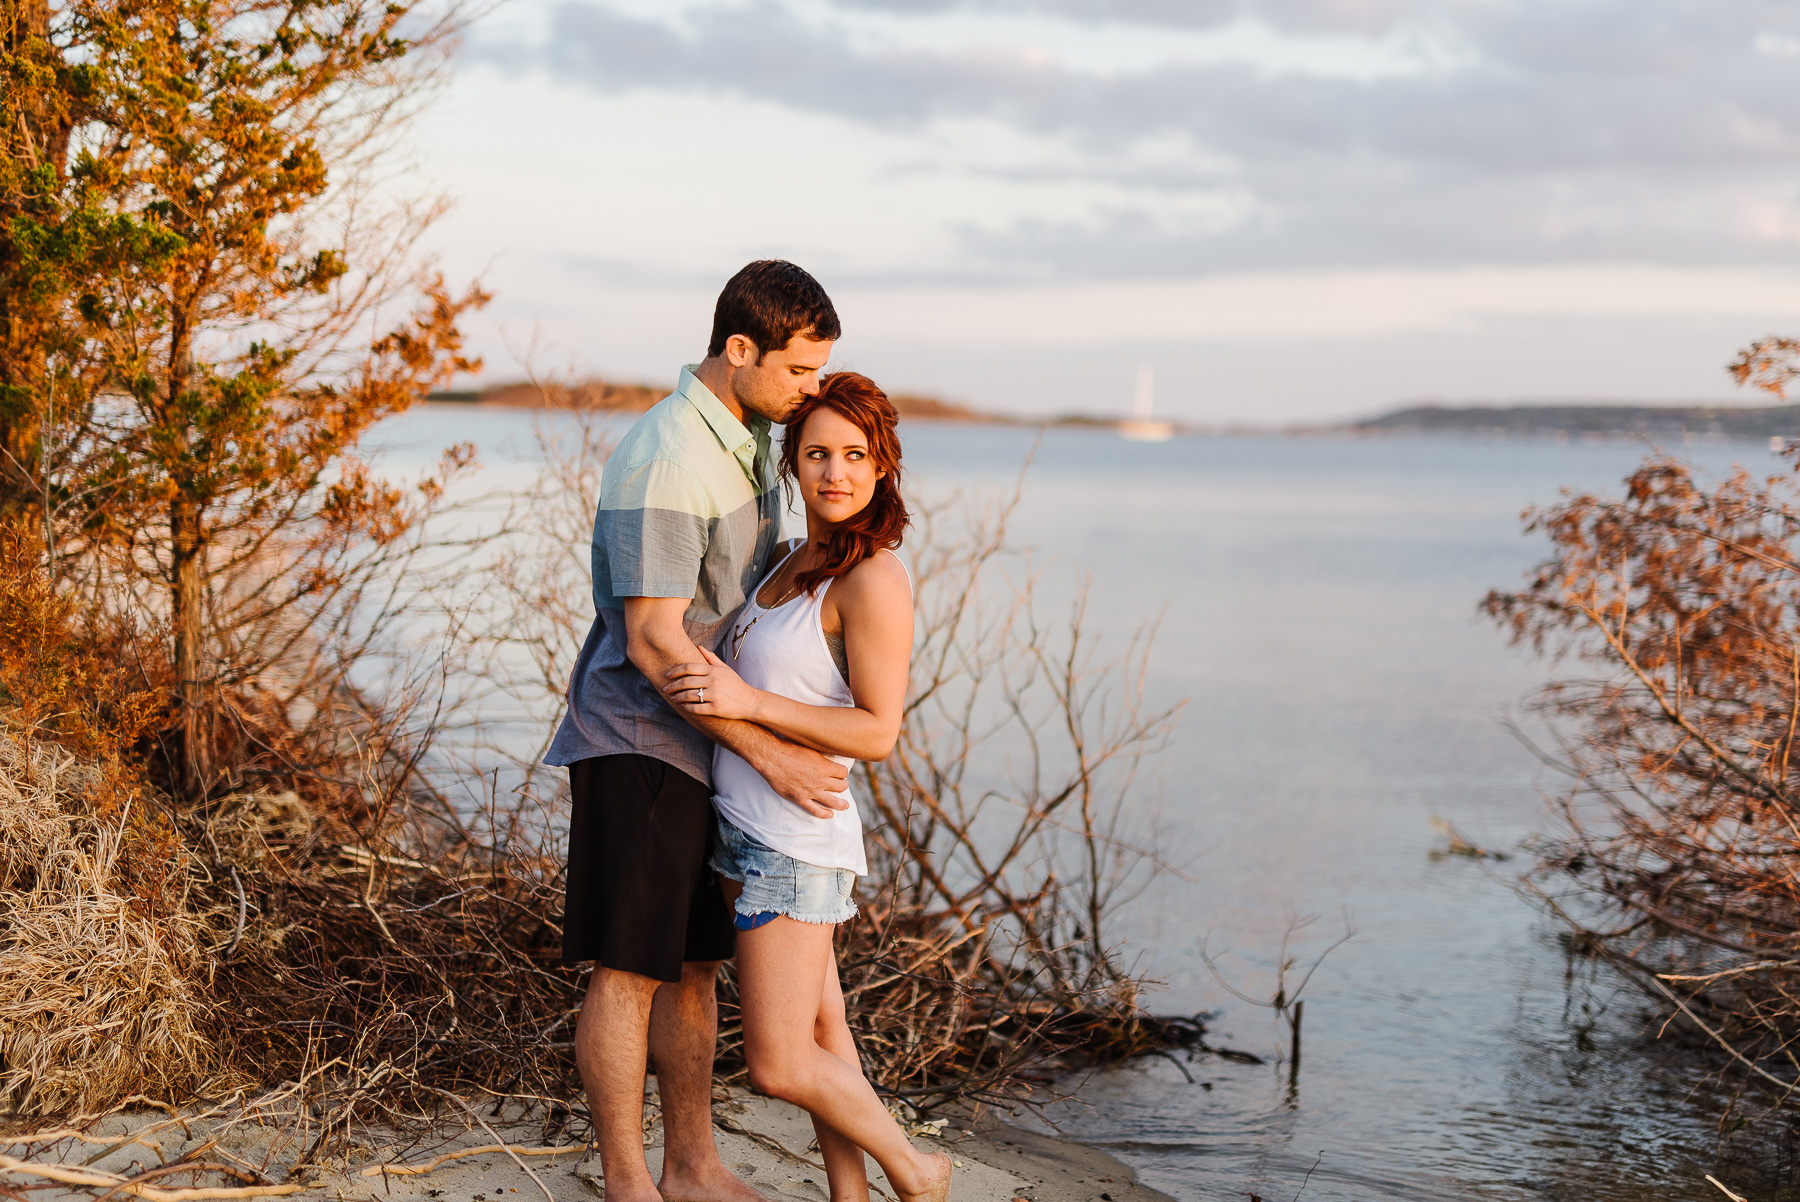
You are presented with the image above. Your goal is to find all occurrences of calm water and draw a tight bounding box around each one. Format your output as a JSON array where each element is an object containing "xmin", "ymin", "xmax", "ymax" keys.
[{"xmin": 376, "ymin": 411, "xmax": 1795, "ymax": 1201}]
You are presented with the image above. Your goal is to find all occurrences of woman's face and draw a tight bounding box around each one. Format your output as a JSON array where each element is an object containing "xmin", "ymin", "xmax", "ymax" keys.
[{"xmin": 794, "ymin": 406, "xmax": 886, "ymax": 527}]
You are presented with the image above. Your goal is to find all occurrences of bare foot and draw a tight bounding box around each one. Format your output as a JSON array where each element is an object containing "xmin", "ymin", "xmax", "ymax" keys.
[
  {"xmin": 895, "ymin": 1152, "xmax": 952, "ymax": 1202},
  {"xmin": 575, "ymin": 1144, "xmax": 665, "ymax": 1202},
  {"xmin": 658, "ymin": 1162, "xmax": 773, "ymax": 1202}
]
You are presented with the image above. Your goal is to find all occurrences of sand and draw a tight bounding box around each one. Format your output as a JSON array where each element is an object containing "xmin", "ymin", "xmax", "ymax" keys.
[{"xmin": 3, "ymin": 1090, "xmax": 1172, "ymax": 1202}]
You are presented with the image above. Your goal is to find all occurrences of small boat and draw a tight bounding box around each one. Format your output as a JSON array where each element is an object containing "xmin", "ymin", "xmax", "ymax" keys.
[{"xmin": 1120, "ymin": 364, "xmax": 1175, "ymax": 442}]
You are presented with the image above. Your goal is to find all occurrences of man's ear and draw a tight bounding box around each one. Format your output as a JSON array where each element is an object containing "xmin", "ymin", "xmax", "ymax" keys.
[{"xmin": 725, "ymin": 334, "xmax": 759, "ymax": 368}]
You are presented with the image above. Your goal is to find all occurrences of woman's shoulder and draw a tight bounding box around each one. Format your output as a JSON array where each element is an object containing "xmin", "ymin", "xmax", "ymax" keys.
[{"xmin": 833, "ymin": 547, "xmax": 912, "ymax": 607}]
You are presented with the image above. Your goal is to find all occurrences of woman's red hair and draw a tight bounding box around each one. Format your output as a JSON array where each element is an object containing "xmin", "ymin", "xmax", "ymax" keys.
[{"xmin": 779, "ymin": 372, "xmax": 909, "ymax": 595}]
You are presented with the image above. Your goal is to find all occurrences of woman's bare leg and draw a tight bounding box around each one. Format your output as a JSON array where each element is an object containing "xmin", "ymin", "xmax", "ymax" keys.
[
  {"xmin": 721, "ymin": 875, "xmax": 864, "ymax": 1197},
  {"xmin": 810, "ymin": 956, "xmax": 871, "ymax": 1201},
  {"xmin": 736, "ymin": 914, "xmax": 951, "ymax": 1202}
]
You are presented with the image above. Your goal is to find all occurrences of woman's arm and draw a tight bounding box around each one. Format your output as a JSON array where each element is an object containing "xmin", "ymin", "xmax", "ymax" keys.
[{"xmin": 661, "ymin": 553, "xmax": 913, "ymax": 761}]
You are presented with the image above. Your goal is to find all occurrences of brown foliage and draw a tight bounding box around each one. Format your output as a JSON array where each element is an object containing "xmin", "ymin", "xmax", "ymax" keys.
[
  {"xmin": 1486, "ymin": 449, "xmax": 1800, "ymax": 1094},
  {"xmin": 0, "ymin": 524, "xmax": 163, "ymax": 766},
  {"xmin": 0, "ymin": 732, "xmax": 237, "ymax": 1115},
  {"xmin": 1730, "ymin": 337, "xmax": 1800, "ymax": 399}
]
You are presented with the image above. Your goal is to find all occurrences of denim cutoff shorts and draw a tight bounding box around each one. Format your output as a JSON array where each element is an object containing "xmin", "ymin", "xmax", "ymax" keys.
[{"xmin": 709, "ymin": 812, "xmax": 858, "ymax": 931}]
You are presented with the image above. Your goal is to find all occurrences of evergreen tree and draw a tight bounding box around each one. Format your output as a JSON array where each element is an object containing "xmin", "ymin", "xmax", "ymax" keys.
[{"xmin": 0, "ymin": 0, "xmax": 485, "ymax": 796}]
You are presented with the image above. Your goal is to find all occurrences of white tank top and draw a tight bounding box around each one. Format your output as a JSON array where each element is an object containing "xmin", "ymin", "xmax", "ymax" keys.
[{"xmin": 711, "ymin": 541, "xmax": 908, "ymax": 875}]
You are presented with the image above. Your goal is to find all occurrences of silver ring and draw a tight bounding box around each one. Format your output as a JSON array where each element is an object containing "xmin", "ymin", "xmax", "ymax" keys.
[{"xmin": 697, "ymin": 688, "xmax": 705, "ymax": 704}]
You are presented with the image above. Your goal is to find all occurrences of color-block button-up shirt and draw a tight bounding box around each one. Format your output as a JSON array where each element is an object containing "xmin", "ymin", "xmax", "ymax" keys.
[{"xmin": 546, "ymin": 366, "xmax": 781, "ymax": 784}]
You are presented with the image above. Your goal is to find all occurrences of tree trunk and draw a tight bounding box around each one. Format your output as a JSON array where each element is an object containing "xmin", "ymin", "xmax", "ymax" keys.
[
  {"xmin": 169, "ymin": 317, "xmax": 205, "ymax": 800},
  {"xmin": 171, "ymin": 494, "xmax": 208, "ymax": 799}
]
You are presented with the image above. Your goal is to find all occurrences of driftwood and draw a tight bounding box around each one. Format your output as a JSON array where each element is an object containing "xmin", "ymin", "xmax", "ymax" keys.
[
  {"xmin": 0, "ymin": 1153, "xmax": 301, "ymax": 1201},
  {"xmin": 360, "ymin": 1142, "xmax": 584, "ymax": 1177}
]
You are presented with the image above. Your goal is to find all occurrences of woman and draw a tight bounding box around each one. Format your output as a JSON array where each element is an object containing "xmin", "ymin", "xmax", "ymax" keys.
[{"xmin": 660, "ymin": 372, "xmax": 951, "ymax": 1202}]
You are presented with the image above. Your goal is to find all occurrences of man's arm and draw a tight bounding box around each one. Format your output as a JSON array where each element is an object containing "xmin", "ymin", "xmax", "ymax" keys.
[
  {"xmin": 623, "ymin": 596, "xmax": 849, "ymax": 819},
  {"xmin": 658, "ymin": 554, "xmax": 912, "ymax": 761}
]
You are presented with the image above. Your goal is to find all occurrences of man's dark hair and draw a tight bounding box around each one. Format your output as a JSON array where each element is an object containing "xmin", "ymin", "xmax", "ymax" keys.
[{"xmin": 707, "ymin": 260, "xmax": 841, "ymax": 360}]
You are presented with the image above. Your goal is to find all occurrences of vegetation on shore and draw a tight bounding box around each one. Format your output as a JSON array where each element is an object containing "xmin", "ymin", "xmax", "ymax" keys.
[
  {"xmin": 430, "ymin": 379, "xmax": 1163, "ymax": 430},
  {"xmin": 1486, "ymin": 335, "xmax": 1800, "ymax": 1125},
  {"xmin": 0, "ymin": 393, "xmax": 1196, "ymax": 1136},
  {"xmin": 0, "ymin": 0, "xmax": 1195, "ymax": 1173},
  {"xmin": 1352, "ymin": 400, "xmax": 1800, "ymax": 440}
]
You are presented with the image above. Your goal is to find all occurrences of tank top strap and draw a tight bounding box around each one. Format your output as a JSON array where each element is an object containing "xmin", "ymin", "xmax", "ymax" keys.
[{"xmin": 882, "ymin": 547, "xmax": 915, "ymax": 598}]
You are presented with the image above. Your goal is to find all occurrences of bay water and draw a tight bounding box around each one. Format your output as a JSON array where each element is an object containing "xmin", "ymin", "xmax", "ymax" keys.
[{"xmin": 375, "ymin": 408, "xmax": 1791, "ymax": 1200}]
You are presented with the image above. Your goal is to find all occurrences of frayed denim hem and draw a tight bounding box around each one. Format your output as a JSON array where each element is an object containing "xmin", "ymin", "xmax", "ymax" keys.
[
  {"xmin": 732, "ymin": 900, "xmax": 858, "ymax": 930},
  {"xmin": 711, "ymin": 812, "xmax": 859, "ymax": 928}
]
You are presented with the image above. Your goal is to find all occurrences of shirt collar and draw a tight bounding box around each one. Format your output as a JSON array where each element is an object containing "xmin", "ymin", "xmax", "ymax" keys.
[{"xmin": 676, "ymin": 364, "xmax": 772, "ymax": 488}]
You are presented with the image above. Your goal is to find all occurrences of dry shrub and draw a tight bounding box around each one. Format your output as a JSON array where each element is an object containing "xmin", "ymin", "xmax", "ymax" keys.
[
  {"xmin": 0, "ymin": 729, "xmax": 581, "ymax": 1129},
  {"xmin": 712, "ymin": 488, "xmax": 1199, "ymax": 1106},
  {"xmin": 470, "ymin": 404, "xmax": 1201, "ymax": 1108},
  {"xmin": 0, "ymin": 732, "xmax": 237, "ymax": 1114},
  {"xmin": 199, "ymin": 788, "xmax": 577, "ymax": 1136},
  {"xmin": 0, "ymin": 394, "xmax": 1195, "ymax": 1133},
  {"xmin": 1487, "ymin": 450, "xmax": 1800, "ymax": 1099},
  {"xmin": 0, "ymin": 529, "xmax": 234, "ymax": 1116},
  {"xmin": 0, "ymin": 498, "xmax": 578, "ymax": 1126}
]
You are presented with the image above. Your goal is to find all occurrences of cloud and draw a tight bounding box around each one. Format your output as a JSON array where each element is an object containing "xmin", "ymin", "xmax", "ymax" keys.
[
  {"xmin": 459, "ymin": 0, "xmax": 1800, "ymax": 298},
  {"xmin": 837, "ymin": 265, "xmax": 1800, "ymax": 345}
]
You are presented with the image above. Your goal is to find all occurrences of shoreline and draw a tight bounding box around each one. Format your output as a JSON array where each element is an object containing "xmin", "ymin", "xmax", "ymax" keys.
[
  {"xmin": 424, "ymin": 388, "xmax": 1800, "ymax": 446},
  {"xmin": 5, "ymin": 1090, "xmax": 1172, "ymax": 1202},
  {"xmin": 963, "ymin": 1109, "xmax": 1175, "ymax": 1202},
  {"xmin": 422, "ymin": 390, "xmax": 1173, "ymax": 435},
  {"xmin": 423, "ymin": 397, "xmax": 1799, "ymax": 446}
]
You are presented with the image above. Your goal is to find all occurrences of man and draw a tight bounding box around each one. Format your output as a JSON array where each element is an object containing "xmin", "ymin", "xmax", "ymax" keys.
[{"xmin": 545, "ymin": 261, "xmax": 851, "ymax": 1202}]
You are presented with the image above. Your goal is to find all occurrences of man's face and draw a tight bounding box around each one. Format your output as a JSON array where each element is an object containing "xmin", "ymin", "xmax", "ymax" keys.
[{"xmin": 727, "ymin": 333, "xmax": 834, "ymax": 424}]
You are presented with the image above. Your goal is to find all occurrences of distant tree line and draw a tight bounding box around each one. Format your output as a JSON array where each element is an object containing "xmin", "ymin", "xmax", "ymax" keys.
[{"xmin": 1356, "ymin": 401, "xmax": 1800, "ymax": 440}]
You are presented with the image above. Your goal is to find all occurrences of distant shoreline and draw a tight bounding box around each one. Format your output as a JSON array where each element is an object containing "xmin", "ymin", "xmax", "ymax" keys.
[
  {"xmin": 429, "ymin": 387, "xmax": 1800, "ymax": 443},
  {"xmin": 426, "ymin": 382, "xmax": 1169, "ymax": 432},
  {"xmin": 1329, "ymin": 400, "xmax": 1800, "ymax": 442}
]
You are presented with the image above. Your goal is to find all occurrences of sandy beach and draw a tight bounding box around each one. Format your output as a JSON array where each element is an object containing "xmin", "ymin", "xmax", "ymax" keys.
[{"xmin": 6, "ymin": 1089, "xmax": 1170, "ymax": 1202}]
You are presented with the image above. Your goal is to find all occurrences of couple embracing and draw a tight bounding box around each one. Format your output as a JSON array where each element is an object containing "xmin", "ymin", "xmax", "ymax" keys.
[{"xmin": 546, "ymin": 261, "xmax": 952, "ymax": 1202}]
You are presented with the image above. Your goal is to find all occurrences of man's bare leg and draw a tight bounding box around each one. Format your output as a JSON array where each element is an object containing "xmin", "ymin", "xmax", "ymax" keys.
[
  {"xmin": 651, "ymin": 959, "xmax": 767, "ymax": 1202},
  {"xmin": 576, "ymin": 966, "xmax": 663, "ymax": 1202}
]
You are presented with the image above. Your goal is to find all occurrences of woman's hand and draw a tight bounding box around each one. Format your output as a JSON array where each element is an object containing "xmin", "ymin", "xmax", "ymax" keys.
[{"xmin": 662, "ymin": 647, "xmax": 761, "ymax": 721}]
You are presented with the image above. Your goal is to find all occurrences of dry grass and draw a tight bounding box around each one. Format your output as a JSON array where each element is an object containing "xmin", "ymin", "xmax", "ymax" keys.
[{"xmin": 0, "ymin": 732, "xmax": 241, "ymax": 1115}]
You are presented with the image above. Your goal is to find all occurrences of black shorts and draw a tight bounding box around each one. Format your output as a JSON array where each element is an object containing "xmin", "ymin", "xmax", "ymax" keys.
[{"xmin": 561, "ymin": 754, "xmax": 735, "ymax": 982}]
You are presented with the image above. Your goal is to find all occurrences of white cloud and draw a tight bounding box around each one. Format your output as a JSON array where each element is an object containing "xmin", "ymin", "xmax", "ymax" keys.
[
  {"xmin": 413, "ymin": 0, "xmax": 1800, "ymax": 418},
  {"xmin": 410, "ymin": 72, "xmax": 1256, "ymax": 280},
  {"xmin": 814, "ymin": 2, "xmax": 1473, "ymax": 81},
  {"xmin": 1755, "ymin": 31, "xmax": 1800, "ymax": 58},
  {"xmin": 841, "ymin": 265, "xmax": 1800, "ymax": 345}
]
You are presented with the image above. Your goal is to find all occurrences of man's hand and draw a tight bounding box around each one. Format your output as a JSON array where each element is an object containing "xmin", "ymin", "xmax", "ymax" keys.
[{"xmin": 742, "ymin": 732, "xmax": 851, "ymax": 819}]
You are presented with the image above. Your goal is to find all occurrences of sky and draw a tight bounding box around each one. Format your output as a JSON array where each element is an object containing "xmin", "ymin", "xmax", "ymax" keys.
[{"xmin": 405, "ymin": 0, "xmax": 1800, "ymax": 424}]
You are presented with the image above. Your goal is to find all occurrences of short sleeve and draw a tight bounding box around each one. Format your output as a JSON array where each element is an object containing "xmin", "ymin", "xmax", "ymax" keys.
[{"xmin": 598, "ymin": 458, "xmax": 711, "ymax": 599}]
